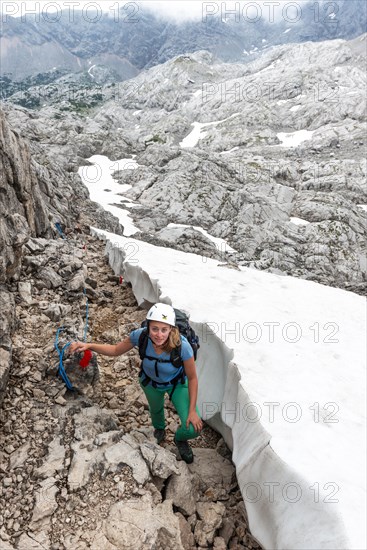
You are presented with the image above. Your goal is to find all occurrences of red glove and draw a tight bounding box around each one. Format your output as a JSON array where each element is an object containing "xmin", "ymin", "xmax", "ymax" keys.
[{"xmin": 79, "ymin": 350, "xmax": 92, "ymax": 368}]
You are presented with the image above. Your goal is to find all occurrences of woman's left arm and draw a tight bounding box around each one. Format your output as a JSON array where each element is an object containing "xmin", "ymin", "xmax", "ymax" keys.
[{"xmin": 184, "ymin": 356, "xmax": 203, "ymax": 432}]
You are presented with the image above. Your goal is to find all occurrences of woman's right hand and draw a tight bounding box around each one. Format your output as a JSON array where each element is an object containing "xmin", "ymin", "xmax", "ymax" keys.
[{"xmin": 69, "ymin": 341, "xmax": 90, "ymax": 354}]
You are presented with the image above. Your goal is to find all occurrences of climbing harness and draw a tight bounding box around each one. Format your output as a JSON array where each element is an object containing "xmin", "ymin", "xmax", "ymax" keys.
[{"xmin": 139, "ymin": 361, "xmax": 186, "ymax": 401}]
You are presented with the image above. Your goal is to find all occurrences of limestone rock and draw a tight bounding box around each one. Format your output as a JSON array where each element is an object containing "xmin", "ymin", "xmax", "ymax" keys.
[
  {"xmin": 188, "ymin": 448, "xmax": 235, "ymax": 490},
  {"xmin": 139, "ymin": 441, "xmax": 180, "ymax": 479},
  {"xmin": 9, "ymin": 442, "xmax": 31, "ymax": 470},
  {"xmin": 24, "ymin": 238, "xmax": 47, "ymax": 254},
  {"xmin": 17, "ymin": 531, "xmax": 51, "ymax": 550},
  {"xmin": 43, "ymin": 303, "xmax": 72, "ymax": 322},
  {"xmin": 67, "ymin": 270, "xmax": 85, "ymax": 292},
  {"xmin": 166, "ymin": 460, "xmax": 199, "ymax": 516},
  {"xmin": 0, "ymin": 109, "xmax": 51, "ymax": 284},
  {"xmin": 0, "ymin": 348, "xmax": 11, "ymax": 407},
  {"xmin": 36, "ymin": 266, "xmax": 63, "ymax": 289},
  {"xmin": 104, "ymin": 439, "xmax": 150, "ymax": 485},
  {"xmin": 123, "ymin": 383, "xmax": 147, "ymax": 408},
  {"xmin": 18, "ymin": 281, "xmax": 33, "ymax": 304},
  {"xmin": 68, "ymin": 440, "xmax": 102, "ymax": 490},
  {"xmin": 175, "ymin": 512, "xmax": 196, "ymax": 550},
  {"xmin": 194, "ymin": 501, "xmax": 226, "ymax": 547},
  {"xmin": 30, "ymin": 477, "xmax": 59, "ymax": 526},
  {"xmin": 0, "ymin": 289, "xmax": 15, "ymax": 351},
  {"xmin": 219, "ymin": 517, "xmax": 236, "ymax": 545},
  {"xmin": 101, "ymin": 494, "xmax": 184, "ymax": 550},
  {"xmin": 34, "ymin": 436, "xmax": 66, "ymax": 479},
  {"xmin": 73, "ymin": 406, "xmax": 118, "ymax": 441},
  {"xmin": 213, "ymin": 536, "xmax": 228, "ymax": 549}
]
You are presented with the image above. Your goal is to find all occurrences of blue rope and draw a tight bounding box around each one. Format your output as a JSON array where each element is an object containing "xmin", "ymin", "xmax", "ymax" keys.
[
  {"xmin": 54, "ymin": 292, "xmax": 89, "ymax": 390},
  {"xmin": 55, "ymin": 222, "xmax": 66, "ymax": 240},
  {"xmin": 54, "ymin": 327, "xmax": 74, "ymax": 391}
]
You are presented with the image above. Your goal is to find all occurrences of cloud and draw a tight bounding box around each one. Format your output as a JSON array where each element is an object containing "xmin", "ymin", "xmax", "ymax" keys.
[
  {"xmin": 0, "ymin": 1, "xmax": 197, "ymax": 19},
  {"xmin": 142, "ymin": 1, "xmax": 206, "ymax": 22},
  {"xmin": 142, "ymin": 1, "xmax": 309, "ymax": 23},
  {"xmin": 0, "ymin": 0, "xmax": 314, "ymax": 24}
]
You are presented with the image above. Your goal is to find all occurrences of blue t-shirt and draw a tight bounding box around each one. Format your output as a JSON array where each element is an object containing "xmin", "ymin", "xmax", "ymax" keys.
[{"xmin": 130, "ymin": 328, "xmax": 193, "ymax": 387}]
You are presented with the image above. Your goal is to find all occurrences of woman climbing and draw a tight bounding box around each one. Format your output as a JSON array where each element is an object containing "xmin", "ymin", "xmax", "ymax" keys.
[{"xmin": 69, "ymin": 303, "xmax": 202, "ymax": 463}]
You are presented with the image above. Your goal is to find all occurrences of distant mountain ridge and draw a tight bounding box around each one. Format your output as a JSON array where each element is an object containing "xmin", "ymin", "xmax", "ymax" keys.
[
  {"xmin": 3, "ymin": 33, "xmax": 365, "ymax": 292},
  {"xmin": 0, "ymin": 0, "xmax": 366, "ymax": 81}
]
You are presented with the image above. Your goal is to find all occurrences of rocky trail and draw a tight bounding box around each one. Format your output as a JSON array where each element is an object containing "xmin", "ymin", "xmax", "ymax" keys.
[{"xmin": 0, "ymin": 230, "xmax": 262, "ymax": 550}]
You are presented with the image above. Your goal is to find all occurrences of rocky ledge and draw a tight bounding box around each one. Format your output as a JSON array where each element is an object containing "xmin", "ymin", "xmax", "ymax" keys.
[{"xmin": 0, "ymin": 231, "xmax": 262, "ymax": 550}]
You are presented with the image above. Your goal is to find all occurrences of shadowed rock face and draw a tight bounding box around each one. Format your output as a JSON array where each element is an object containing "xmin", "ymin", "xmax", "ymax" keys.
[
  {"xmin": 0, "ymin": 109, "xmax": 49, "ymax": 284},
  {"xmin": 0, "ymin": 95, "xmax": 127, "ymax": 286},
  {"xmin": 0, "ymin": 109, "xmax": 53, "ymax": 407},
  {"xmin": 0, "ymin": 106, "xmax": 124, "ymax": 406}
]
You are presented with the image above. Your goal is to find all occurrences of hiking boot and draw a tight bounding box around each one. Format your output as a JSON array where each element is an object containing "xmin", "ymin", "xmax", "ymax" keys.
[
  {"xmin": 174, "ymin": 435, "xmax": 193, "ymax": 464},
  {"xmin": 154, "ymin": 429, "xmax": 165, "ymax": 445}
]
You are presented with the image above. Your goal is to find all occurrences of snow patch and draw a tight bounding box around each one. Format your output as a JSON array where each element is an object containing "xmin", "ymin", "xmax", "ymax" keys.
[
  {"xmin": 219, "ymin": 147, "xmax": 240, "ymax": 155},
  {"xmin": 78, "ymin": 155, "xmax": 140, "ymax": 236},
  {"xmin": 87, "ymin": 64, "xmax": 96, "ymax": 79},
  {"xmin": 277, "ymin": 130, "xmax": 314, "ymax": 147},
  {"xmin": 179, "ymin": 122, "xmax": 208, "ymax": 148},
  {"xmin": 289, "ymin": 217, "xmax": 310, "ymax": 226},
  {"xmin": 167, "ymin": 223, "xmax": 237, "ymax": 254},
  {"xmin": 91, "ymin": 229, "xmax": 366, "ymax": 550},
  {"xmin": 180, "ymin": 113, "xmax": 240, "ymax": 148}
]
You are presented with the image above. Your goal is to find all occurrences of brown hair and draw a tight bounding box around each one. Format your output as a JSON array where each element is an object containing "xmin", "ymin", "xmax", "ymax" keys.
[{"xmin": 161, "ymin": 326, "xmax": 181, "ymax": 353}]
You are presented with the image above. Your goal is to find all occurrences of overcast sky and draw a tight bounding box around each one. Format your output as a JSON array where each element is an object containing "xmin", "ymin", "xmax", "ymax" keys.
[{"xmin": 1, "ymin": 0, "xmax": 312, "ymax": 23}]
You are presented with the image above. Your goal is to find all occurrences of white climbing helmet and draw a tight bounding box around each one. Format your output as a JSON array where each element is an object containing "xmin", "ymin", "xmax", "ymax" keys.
[{"xmin": 146, "ymin": 303, "xmax": 176, "ymax": 327}]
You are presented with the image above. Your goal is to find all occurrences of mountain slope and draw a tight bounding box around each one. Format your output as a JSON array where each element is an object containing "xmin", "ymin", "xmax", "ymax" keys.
[
  {"xmin": 3, "ymin": 34, "xmax": 366, "ymax": 293},
  {"xmin": 0, "ymin": 0, "xmax": 366, "ymax": 82}
]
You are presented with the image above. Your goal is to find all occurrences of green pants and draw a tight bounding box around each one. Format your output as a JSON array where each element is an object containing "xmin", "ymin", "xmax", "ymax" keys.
[{"xmin": 139, "ymin": 379, "xmax": 201, "ymax": 441}]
